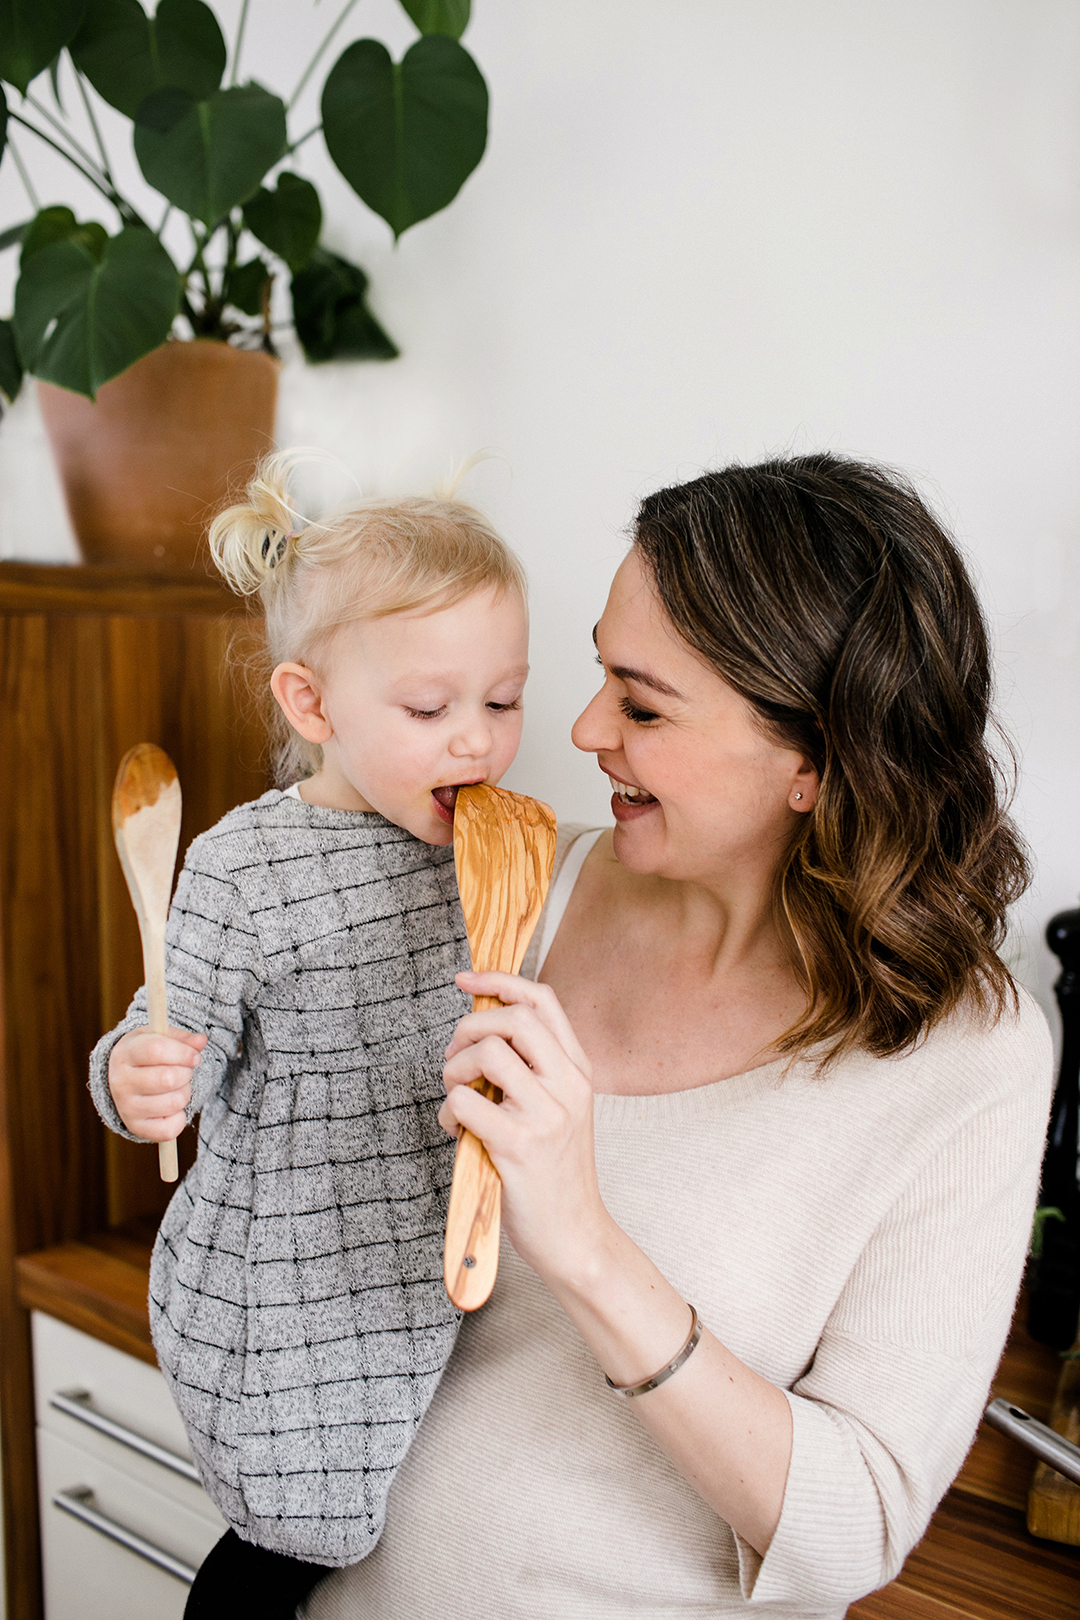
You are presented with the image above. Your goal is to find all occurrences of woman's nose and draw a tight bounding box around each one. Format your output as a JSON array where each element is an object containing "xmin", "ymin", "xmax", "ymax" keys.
[{"xmin": 571, "ymin": 686, "xmax": 613, "ymax": 754}]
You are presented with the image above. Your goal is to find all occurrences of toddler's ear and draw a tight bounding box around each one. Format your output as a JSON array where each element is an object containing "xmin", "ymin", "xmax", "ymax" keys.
[{"xmin": 271, "ymin": 663, "xmax": 333, "ymax": 743}]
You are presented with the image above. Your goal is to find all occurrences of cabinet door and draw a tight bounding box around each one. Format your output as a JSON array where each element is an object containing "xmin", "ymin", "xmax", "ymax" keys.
[
  {"xmin": 33, "ymin": 1314, "xmax": 227, "ymax": 1524},
  {"xmin": 37, "ymin": 1430, "xmax": 222, "ymax": 1620}
]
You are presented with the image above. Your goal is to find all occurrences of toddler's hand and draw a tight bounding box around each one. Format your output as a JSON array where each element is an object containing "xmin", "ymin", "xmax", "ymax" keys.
[{"xmin": 107, "ymin": 1027, "xmax": 207, "ymax": 1142}]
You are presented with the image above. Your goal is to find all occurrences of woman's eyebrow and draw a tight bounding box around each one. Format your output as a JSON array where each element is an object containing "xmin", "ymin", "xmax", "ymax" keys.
[{"xmin": 591, "ymin": 623, "xmax": 684, "ymax": 700}]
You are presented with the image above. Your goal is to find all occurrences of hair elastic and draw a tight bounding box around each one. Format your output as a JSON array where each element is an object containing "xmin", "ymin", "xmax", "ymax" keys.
[{"xmin": 260, "ymin": 530, "xmax": 296, "ymax": 569}]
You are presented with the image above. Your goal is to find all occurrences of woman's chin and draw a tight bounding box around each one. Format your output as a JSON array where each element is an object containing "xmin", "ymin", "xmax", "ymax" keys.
[{"xmin": 610, "ymin": 804, "xmax": 666, "ymax": 870}]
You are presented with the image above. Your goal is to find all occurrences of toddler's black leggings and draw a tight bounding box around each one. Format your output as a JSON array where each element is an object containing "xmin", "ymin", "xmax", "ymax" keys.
[{"xmin": 184, "ymin": 1528, "xmax": 332, "ymax": 1619}]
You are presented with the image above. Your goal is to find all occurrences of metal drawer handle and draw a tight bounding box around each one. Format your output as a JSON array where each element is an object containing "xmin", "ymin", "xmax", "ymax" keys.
[
  {"xmin": 984, "ymin": 1397, "xmax": 1080, "ymax": 1485},
  {"xmin": 52, "ymin": 1488, "xmax": 198, "ymax": 1584},
  {"xmin": 50, "ymin": 1390, "xmax": 200, "ymax": 1483}
]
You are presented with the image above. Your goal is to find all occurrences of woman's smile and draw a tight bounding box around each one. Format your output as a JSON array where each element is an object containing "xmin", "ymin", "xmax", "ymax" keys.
[{"xmin": 605, "ymin": 770, "xmax": 660, "ymax": 819}]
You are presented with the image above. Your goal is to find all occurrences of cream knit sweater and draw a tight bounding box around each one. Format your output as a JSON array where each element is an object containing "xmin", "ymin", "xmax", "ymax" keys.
[{"xmin": 306, "ymin": 827, "xmax": 1053, "ymax": 1619}]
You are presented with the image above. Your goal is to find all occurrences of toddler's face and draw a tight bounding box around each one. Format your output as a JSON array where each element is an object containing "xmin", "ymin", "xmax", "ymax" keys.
[{"xmin": 311, "ymin": 585, "xmax": 529, "ymax": 845}]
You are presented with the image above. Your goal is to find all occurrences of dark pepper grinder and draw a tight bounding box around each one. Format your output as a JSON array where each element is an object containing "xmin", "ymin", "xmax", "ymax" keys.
[{"xmin": 1028, "ymin": 908, "xmax": 1080, "ymax": 1348}]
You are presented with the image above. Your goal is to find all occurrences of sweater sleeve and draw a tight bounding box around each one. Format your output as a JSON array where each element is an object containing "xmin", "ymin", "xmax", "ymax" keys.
[
  {"xmin": 88, "ymin": 835, "xmax": 266, "ymax": 1140},
  {"xmin": 736, "ymin": 1008, "xmax": 1053, "ymax": 1610}
]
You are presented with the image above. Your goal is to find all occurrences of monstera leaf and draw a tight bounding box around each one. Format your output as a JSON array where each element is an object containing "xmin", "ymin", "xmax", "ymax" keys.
[
  {"xmin": 291, "ymin": 249, "xmax": 398, "ymax": 363},
  {"xmin": 224, "ymin": 256, "xmax": 271, "ymax": 317},
  {"xmin": 243, "ymin": 172, "xmax": 321, "ymax": 273},
  {"xmin": 134, "ymin": 82, "xmax": 286, "ymax": 228},
  {"xmin": 399, "ymin": 0, "xmax": 470, "ymax": 39},
  {"xmin": 321, "ymin": 35, "xmax": 487, "ymax": 239},
  {"xmin": 13, "ymin": 226, "xmax": 179, "ymax": 398},
  {"xmin": 70, "ymin": 0, "xmax": 225, "ymax": 119},
  {"xmin": 0, "ymin": 0, "xmax": 86, "ymax": 96},
  {"xmin": 20, "ymin": 204, "xmax": 107, "ymax": 265},
  {"xmin": 0, "ymin": 319, "xmax": 23, "ymax": 404}
]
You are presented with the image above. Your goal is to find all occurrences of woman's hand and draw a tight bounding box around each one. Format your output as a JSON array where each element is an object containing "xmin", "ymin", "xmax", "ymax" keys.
[
  {"xmin": 108, "ymin": 1027, "xmax": 206, "ymax": 1141},
  {"xmin": 442, "ymin": 969, "xmax": 792, "ymax": 1555},
  {"xmin": 440, "ymin": 970, "xmax": 610, "ymax": 1281}
]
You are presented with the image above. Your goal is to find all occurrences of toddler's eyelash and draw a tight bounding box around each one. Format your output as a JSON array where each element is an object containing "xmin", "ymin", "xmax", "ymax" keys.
[
  {"xmin": 405, "ymin": 699, "xmax": 521, "ymax": 720},
  {"xmin": 619, "ymin": 696, "xmax": 660, "ymax": 724}
]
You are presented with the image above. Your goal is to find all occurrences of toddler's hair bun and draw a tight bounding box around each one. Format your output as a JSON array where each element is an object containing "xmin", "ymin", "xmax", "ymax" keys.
[{"xmin": 209, "ymin": 451, "xmax": 310, "ymax": 596}]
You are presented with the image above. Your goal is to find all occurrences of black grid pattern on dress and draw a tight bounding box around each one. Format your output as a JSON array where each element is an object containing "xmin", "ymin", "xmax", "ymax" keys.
[{"xmin": 90, "ymin": 792, "xmax": 470, "ymax": 1565}]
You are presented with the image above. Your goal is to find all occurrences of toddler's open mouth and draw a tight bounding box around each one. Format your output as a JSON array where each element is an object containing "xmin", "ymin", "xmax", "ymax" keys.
[{"xmin": 431, "ymin": 781, "xmax": 485, "ymax": 824}]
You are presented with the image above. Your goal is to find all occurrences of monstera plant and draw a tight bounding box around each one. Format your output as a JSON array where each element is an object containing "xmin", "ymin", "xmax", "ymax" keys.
[{"xmin": 0, "ymin": 0, "xmax": 488, "ymax": 402}]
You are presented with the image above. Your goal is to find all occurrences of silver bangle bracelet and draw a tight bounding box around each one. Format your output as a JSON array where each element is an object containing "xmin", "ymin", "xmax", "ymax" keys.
[{"xmin": 604, "ymin": 1305, "xmax": 701, "ymax": 1397}]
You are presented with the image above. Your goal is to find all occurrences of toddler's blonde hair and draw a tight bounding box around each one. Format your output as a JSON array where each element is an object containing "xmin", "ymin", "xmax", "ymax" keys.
[{"xmin": 209, "ymin": 451, "xmax": 527, "ymax": 784}]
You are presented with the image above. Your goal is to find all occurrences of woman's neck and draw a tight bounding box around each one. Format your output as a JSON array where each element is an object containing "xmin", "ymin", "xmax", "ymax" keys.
[{"xmin": 540, "ymin": 832, "xmax": 807, "ymax": 1096}]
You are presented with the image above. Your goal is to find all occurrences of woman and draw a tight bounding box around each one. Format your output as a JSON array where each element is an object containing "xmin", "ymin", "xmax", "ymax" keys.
[{"xmin": 308, "ymin": 453, "xmax": 1052, "ymax": 1618}]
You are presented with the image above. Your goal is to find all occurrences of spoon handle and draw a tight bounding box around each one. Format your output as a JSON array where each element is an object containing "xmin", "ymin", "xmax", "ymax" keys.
[
  {"xmin": 140, "ymin": 918, "xmax": 178, "ymax": 1183},
  {"xmin": 443, "ymin": 994, "xmax": 502, "ymax": 1310}
]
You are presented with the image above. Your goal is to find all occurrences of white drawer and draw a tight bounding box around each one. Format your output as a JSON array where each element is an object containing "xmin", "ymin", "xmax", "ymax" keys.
[
  {"xmin": 38, "ymin": 1428, "xmax": 223, "ymax": 1620},
  {"xmin": 33, "ymin": 1312, "xmax": 224, "ymax": 1523}
]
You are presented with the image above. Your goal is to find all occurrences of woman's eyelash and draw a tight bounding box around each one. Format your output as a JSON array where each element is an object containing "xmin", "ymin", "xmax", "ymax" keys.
[{"xmin": 619, "ymin": 696, "xmax": 660, "ymax": 724}]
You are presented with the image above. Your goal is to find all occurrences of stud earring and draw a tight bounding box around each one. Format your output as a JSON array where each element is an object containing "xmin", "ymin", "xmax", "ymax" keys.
[{"xmin": 794, "ymin": 792, "xmax": 803, "ymax": 801}]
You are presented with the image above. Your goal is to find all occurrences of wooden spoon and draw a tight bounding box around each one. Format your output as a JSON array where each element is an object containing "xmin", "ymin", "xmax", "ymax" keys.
[
  {"xmin": 444, "ymin": 783, "xmax": 557, "ymax": 1311},
  {"xmin": 111, "ymin": 744, "xmax": 184, "ymax": 1184}
]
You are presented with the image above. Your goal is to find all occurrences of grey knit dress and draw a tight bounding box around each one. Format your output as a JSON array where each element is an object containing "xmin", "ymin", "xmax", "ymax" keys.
[{"xmin": 89, "ymin": 790, "xmax": 470, "ymax": 1565}]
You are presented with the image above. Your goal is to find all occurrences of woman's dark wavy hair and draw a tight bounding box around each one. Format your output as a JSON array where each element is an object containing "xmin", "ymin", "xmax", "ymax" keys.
[{"xmin": 633, "ymin": 452, "xmax": 1030, "ymax": 1063}]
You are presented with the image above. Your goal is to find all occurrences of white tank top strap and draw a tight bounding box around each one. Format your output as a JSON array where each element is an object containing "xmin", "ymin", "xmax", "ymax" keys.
[{"xmin": 532, "ymin": 826, "xmax": 605, "ymax": 976}]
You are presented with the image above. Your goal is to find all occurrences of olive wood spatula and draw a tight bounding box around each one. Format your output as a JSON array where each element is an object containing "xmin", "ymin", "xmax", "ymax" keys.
[
  {"xmin": 111, "ymin": 743, "xmax": 183, "ymax": 1184},
  {"xmin": 444, "ymin": 783, "xmax": 557, "ymax": 1312}
]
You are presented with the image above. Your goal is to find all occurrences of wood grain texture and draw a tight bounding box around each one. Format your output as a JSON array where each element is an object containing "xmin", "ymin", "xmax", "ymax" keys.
[
  {"xmin": 16, "ymin": 1238, "xmax": 155, "ymax": 1365},
  {"xmin": 0, "ymin": 561, "xmax": 252, "ymax": 618},
  {"xmin": 850, "ymin": 1585, "xmax": 973, "ymax": 1618},
  {"xmin": 898, "ymin": 1491, "xmax": 1080, "ymax": 1620},
  {"xmin": 112, "ymin": 745, "xmax": 184, "ymax": 1182},
  {"xmin": 444, "ymin": 785, "xmax": 556, "ymax": 1311},
  {"xmin": 0, "ymin": 563, "xmax": 270, "ymax": 1620},
  {"xmin": 0, "ymin": 913, "xmax": 42, "ymax": 1620},
  {"xmin": 1027, "ymin": 1343, "xmax": 1080, "ymax": 1544}
]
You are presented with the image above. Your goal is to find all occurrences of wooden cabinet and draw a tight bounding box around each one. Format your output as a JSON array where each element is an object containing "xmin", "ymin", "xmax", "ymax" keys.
[{"xmin": 0, "ymin": 563, "xmax": 270, "ymax": 1620}]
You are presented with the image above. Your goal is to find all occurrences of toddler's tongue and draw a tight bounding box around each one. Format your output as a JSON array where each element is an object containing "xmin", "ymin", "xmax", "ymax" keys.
[{"xmin": 432, "ymin": 785, "xmax": 459, "ymax": 812}]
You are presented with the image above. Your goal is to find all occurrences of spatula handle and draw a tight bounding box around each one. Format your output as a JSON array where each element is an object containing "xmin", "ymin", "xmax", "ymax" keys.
[{"xmin": 444, "ymin": 994, "xmax": 503, "ymax": 1311}]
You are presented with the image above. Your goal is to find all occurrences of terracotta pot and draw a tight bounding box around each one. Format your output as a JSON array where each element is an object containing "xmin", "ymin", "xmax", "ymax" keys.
[{"xmin": 38, "ymin": 339, "xmax": 280, "ymax": 571}]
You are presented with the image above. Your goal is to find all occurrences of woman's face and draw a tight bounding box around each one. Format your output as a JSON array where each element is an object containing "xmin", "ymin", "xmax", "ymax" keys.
[{"xmin": 572, "ymin": 549, "xmax": 818, "ymax": 888}]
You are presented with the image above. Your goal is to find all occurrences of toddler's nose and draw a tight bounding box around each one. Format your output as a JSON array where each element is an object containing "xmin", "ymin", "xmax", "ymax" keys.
[{"xmin": 448, "ymin": 712, "xmax": 493, "ymax": 760}]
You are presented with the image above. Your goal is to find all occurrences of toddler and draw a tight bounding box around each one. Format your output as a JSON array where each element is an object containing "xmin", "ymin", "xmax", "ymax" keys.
[{"xmin": 89, "ymin": 454, "xmax": 529, "ymax": 1613}]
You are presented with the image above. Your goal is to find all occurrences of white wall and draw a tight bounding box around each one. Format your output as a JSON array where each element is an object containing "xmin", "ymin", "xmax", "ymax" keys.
[{"xmin": 0, "ymin": 0, "xmax": 1077, "ymax": 1016}]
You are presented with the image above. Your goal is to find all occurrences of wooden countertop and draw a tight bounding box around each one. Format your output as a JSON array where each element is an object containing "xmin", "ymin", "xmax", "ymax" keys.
[
  {"xmin": 16, "ymin": 1223, "xmax": 155, "ymax": 1366},
  {"xmin": 15, "ymin": 1242, "xmax": 1080, "ymax": 1614}
]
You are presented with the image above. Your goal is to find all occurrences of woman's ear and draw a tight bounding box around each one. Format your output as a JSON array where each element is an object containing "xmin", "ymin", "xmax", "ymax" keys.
[
  {"xmin": 270, "ymin": 663, "xmax": 333, "ymax": 744},
  {"xmin": 790, "ymin": 758, "xmax": 819, "ymax": 812}
]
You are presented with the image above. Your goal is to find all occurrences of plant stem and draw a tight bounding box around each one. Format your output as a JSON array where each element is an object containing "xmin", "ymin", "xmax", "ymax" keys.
[
  {"xmin": 288, "ymin": 0, "xmax": 360, "ymax": 110},
  {"xmin": 287, "ymin": 122, "xmax": 322, "ymax": 154},
  {"xmin": 73, "ymin": 70, "xmax": 116, "ymax": 185},
  {"xmin": 25, "ymin": 93, "xmax": 106, "ymax": 181},
  {"xmin": 9, "ymin": 111, "xmax": 148, "ymax": 228},
  {"xmin": 7, "ymin": 140, "xmax": 40, "ymax": 211},
  {"xmin": 230, "ymin": 0, "xmax": 253, "ymax": 87},
  {"xmin": 156, "ymin": 200, "xmax": 172, "ymax": 237}
]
